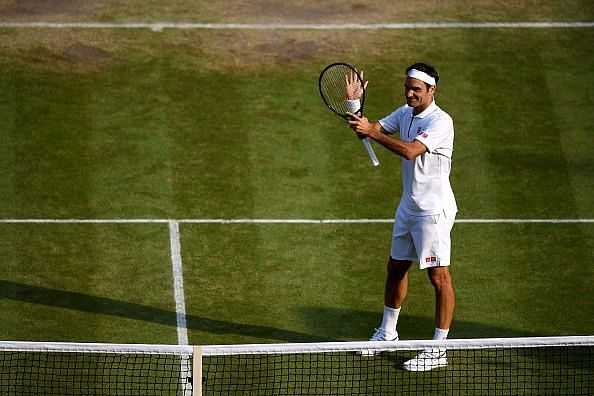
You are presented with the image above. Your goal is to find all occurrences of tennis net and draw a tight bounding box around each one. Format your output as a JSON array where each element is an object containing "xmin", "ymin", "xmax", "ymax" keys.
[
  {"xmin": 0, "ymin": 336, "xmax": 592, "ymax": 395},
  {"xmin": 0, "ymin": 341, "xmax": 194, "ymax": 395}
]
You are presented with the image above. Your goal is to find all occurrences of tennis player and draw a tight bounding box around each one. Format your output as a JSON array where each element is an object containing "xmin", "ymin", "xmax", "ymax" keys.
[{"xmin": 346, "ymin": 63, "xmax": 457, "ymax": 372}]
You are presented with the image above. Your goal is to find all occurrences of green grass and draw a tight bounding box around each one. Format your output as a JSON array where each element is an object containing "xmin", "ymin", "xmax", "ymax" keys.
[
  {"xmin": 3, "ymin": 0, "xmax": 592, "ymax": 24},
  {"xmin": 182, "ymin": 222, "xmax": 593, "ymax": 346},
  {"xmin": 0, "ymin": 223, "xmax": 178, "ymax": 343},
  {"xmin": 1, "ymin": 27, "xmax": 593, "ymax": 220},
  {"xmin": 0, "ymin": 0, "xmax": 592, "ymax": 351},
  {"xmin": 97, "ymin": 0, "xmax": 594, "ymax": 24}
]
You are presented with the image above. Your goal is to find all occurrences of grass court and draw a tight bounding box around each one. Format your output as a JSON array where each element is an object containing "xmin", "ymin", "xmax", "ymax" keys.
[{"xmin": 0, "ymin": 0, "xmax": 592, "ymax": 352}]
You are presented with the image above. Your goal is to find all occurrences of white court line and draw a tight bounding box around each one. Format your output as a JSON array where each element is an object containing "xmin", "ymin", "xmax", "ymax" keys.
[
  {"xmin": 0, "ymin": 218, "xmax": 592, "ymax": 224},
  {"xmin": 168, "ymin": 220, "xmax": 188, "ymax": 346},
  {"xmin": 0, "ymin": 22, "xmax": 593, "ymax": 31},
  {"xmin": 168, "ymin": 220, "xmax": 192, "ymax": 395},
  {"xmin": 178, "ymin": 218, "xmax": 594, "ymax": 224},
  {"xmin": 0, "ymin": 218, "xmax": 169, "ymax": 223},
  {"xmin": 455, "ymin": 219, "xmax": 594, "ymax": 223}
]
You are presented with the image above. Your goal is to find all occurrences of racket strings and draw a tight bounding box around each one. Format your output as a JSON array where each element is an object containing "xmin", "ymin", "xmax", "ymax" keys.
[{"xmin": 320, "ymin": 65, "xmax": 362, "ymax": 116}]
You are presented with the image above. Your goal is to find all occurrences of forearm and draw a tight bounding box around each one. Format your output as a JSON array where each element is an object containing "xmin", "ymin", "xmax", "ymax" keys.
[
  {"xmin": 347, "ymin": 113, "xmax": 426, "ymax": 160},
  {"xmin": 368, "ymin": 124, "xmax": 425, "ymax": 160}
]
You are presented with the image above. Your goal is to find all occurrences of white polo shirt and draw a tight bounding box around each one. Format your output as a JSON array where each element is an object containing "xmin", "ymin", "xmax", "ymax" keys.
[{"xmin": 379, "ymin": 100, "xmax": 457, "ymax": 217}]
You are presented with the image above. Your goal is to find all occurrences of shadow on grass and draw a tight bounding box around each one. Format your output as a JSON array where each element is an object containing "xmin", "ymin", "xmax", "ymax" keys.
[
  {"xmin": 1, "ymin": 280, "xmax": 538, "ymax": 343},
  {"xmin": 301, "ymin": 307, "xmax": 541, "ymax": 341},
  {"xmin": 0, "ymin": 280, "xmax": 335, "ymax": 342}
]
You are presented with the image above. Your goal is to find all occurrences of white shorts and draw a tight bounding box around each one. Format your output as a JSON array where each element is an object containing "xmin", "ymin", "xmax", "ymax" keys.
[{"xmin": 390, "ymin": 207, "xmax": 455, "ymax": 270}]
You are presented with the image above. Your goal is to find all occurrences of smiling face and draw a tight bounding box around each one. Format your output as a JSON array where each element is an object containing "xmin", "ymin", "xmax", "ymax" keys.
[{"xmin": 405, "ymin": 77, "xmax": 435, "ymax": 114}]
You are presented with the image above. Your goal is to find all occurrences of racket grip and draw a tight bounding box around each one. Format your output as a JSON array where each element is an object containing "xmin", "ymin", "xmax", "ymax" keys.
[{"xmin": 361, "ymin": 137, "xmax": 380, "ymax": 166}]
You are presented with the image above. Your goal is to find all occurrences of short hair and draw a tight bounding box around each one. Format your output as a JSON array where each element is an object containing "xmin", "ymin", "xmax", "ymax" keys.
[{"xmin": 406, "ymin": 63, "xmax": 440, "ymax": 87}]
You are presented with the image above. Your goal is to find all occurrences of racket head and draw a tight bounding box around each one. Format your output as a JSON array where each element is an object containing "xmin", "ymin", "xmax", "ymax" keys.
[{"xmin": 318, "ymin": 62, "xmax": 365, "ymax": 119}]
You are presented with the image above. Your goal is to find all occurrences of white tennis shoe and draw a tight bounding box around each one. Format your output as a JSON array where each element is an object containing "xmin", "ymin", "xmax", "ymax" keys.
[
  {"xmin": 403, "ymin": 348, "xmax": 447, "ymax": 371},
  {"xmin": 357, "ymin": 328, "xmax": 398, "ymax": 357}
]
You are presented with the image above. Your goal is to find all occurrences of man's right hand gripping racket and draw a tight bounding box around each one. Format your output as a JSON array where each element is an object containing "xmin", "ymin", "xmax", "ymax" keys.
[{"xmin": 318, "ymin": 62, "xmax": 380, "ymax": 167}]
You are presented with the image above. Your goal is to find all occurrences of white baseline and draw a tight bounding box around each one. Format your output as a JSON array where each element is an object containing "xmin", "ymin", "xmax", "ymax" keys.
[{"xmin": 0, "ymin": 22, "xmax": 593, "ymax": 31}]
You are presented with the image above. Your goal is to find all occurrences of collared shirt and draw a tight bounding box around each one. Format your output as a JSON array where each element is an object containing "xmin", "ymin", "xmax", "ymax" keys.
[{"xmin": 379, "ymin": 101, "xmax": 457, "ymax": 217}]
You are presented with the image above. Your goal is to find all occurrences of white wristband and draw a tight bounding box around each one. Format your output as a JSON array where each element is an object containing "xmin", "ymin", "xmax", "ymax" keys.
[{"xmin": 346, "ymin": 99, "xmax": 361, "ymax": 113}]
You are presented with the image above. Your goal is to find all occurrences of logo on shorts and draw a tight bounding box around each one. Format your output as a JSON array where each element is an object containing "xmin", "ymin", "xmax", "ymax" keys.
[{"xmin": 425, "ymin": 256, "xmax": 439, "ymax": 265}]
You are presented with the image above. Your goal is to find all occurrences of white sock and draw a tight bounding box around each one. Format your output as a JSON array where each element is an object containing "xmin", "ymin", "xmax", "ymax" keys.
[
  {"xmin": 433, "ymin": 327, "xmax": 449, "ymax": 340},
  {"xmin": 380, "ymin": 306, "xmax": 400, "ymax": 336}
]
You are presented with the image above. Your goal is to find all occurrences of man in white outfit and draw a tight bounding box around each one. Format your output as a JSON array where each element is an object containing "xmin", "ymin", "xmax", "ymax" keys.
[{"xmin": 346, "ymin": 63, "xmax": 457, "ymax": 371}]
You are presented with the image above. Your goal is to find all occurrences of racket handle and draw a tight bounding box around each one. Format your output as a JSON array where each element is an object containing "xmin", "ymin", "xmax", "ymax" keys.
[{"xmin": 361, "ymin": 137, "xmax": 380, "ymax": 166}]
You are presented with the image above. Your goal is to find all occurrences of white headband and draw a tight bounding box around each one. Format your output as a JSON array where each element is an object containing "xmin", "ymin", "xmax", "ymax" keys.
[{"xmin": 407, "ymin": 69, "xmax": 436, "ymax": 86}]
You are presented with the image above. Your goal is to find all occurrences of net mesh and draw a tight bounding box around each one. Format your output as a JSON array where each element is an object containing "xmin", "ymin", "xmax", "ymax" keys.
[
  {"xmin": 201, "ymin": 338, "xmax": 594, "ymax": 395},
  {"xmin": 0, "ymin": 337, "xmax": 592, "ymax": 395},
  {"xmin": 0, "ymin": 342, "xmax": 193, "ymax": 395}
]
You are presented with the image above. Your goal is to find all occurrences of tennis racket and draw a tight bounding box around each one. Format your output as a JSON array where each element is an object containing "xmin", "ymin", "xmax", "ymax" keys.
[{"xmin": 318, "ymin": 62, "xmax": 380, "ymax": 167}]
